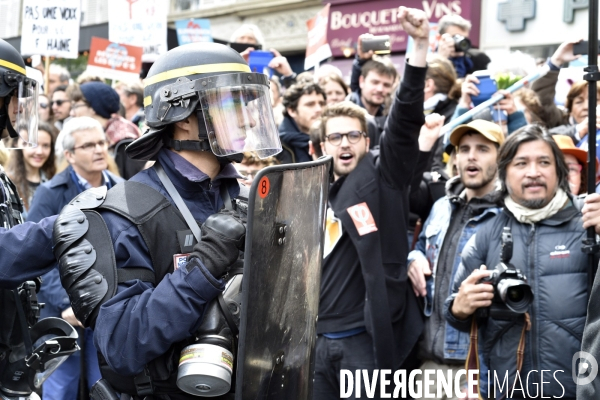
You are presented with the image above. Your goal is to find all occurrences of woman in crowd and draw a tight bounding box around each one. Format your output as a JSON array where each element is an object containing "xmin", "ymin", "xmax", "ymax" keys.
[
  {"xmin": 5, "ymin": 122, "xmax": 57, "ymax": 216},
  {"xmin": 513, "ymin": 87, "xmax": 545, "ymax": 124},
  {"xmin": 550, "ymin": 80, "xmax": 600, "ymax": 142},
  {"xmin": 553, "ymin": 134, "xmax": 597, "ymax": 195},
  {"xmin": 318, "ymin": 74, "xmax": 349, "ymax": 105},
  {"xmin": 424, "ymin": 54, "xmax": 460, "ymax": 120},
  {"xmin": 38, "ymin": 93, "xmax": 52, "ymax": 123}
]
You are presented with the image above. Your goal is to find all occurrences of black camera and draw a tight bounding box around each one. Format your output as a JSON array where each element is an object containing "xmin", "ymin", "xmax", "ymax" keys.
[
  {"xmin": 477, "ymin": 227, "xmax": 533, "ymax": 319},
  {"xmin": 453, "ymin": 34, "xmax": 471, "ymax": 53}
]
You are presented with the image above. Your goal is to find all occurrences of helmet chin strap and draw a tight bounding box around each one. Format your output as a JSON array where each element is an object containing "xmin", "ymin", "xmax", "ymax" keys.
[{"xmin": 164, "ymin": 110, "xmax": 243, "ymax": 163}]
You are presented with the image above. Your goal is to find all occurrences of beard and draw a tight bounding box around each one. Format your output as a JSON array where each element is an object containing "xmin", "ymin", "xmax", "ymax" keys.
[
  {"xmin": 362, "ymin": 94, "xmax": 384, "ymax": 108},
  {"xmin": 461, "ymin": 164, "xmax": 497, "ymax": 191},
  {"xmin": 506, "ymin": 183, "xmax": 554, "ymax": 209},
  {"xmin": 518, "ymin": 198, "xmax": 549, "ymax": 209}
]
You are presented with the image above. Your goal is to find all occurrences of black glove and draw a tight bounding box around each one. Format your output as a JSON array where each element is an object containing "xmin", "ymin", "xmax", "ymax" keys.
[{"xmin": 187, "ymin": 210, "xmax": 246, "ymax": 278}]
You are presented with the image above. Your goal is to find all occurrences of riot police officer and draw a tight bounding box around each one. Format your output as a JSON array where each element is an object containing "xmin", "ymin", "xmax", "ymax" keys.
[
  {"xmin": 52, "ymin": 42, "xmax": 282, "ymax": 399},
  {"xmin": 0, "ymin": 38, "xmax": 79, "ymax": 400}
]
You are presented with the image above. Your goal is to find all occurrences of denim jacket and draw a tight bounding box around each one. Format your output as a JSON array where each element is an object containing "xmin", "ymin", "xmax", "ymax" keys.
[{"xmin": 408, "ymin": 177, "xmax": 501, "ymax": 362}]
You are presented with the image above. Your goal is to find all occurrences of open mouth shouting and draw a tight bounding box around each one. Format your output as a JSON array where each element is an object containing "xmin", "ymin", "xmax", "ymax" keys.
[
  {"xmin": 465, "ymin": 164, "xmax": 480, "ymax": 177},
  {"xmin": 338, "ymin": 152, "xmax": 355, "ymax": 165}
]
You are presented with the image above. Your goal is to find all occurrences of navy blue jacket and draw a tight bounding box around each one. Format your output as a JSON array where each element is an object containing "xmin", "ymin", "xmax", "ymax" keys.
[
  {"xmin": 0, "ymin": 216, "xmax": 57, "ymax": 289},
  {"xmin": 445, "ymin": 202, "xmax": 588, "ymax": 398},
  {"xmin": 94, "ymin": 149, "xmax": 241, "ymax": 375},
  {"xmin": 28, "ymin": 167, "xmax": 122, "ymax": 319},
  {"xmin": 277, "ymin": 115, "xmax": 311, "ymax": 164},
  {"xmin": 28, "ymin": 167, "xmax": 122, "ymax": 223}
]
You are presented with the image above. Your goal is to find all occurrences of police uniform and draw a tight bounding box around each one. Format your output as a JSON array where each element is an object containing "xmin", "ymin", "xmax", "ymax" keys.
[
  {"xmin": 0, "ymin": 38, "xmax": 79, "ymax": 399},
  {"xmin": 53, "ymin": 42, "xmax": 281, "ymax": 399}
]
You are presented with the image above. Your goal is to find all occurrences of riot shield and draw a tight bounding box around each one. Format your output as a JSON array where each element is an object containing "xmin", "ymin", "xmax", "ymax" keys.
[{"xmin": 235, "ymin": 156, "xmax": 332, "ymax": 400}]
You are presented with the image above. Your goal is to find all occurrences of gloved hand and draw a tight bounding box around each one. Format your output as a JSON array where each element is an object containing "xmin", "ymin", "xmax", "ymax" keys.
[{"xmin": 187, "ymin": 210, "xmax": 246, "ymax": 279}]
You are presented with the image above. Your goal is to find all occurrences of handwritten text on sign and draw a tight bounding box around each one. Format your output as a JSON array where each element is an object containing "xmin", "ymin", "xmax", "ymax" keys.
[
  {"xmin": 108, "ymin": 0, "xmax": 168, "ymax": 63},
  {"xmin": 21, "ymin": 0, "xmax": 81, "ymax": 58}
]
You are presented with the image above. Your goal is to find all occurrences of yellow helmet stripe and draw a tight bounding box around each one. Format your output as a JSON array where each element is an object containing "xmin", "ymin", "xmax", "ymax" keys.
[
  {"xmin": 143, "ymin": 96, "xmax": 152, "ymax": 107},
  {"xmin": 143, "ymin": 63, "xmax": 251, "ymax": 88},
  {"xmin": 0, "ymin": 58, "xmax": 26, "ymax": 75}
]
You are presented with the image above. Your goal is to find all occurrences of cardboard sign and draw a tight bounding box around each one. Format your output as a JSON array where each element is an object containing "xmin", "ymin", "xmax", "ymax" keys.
[
  {"xmin": 86, "ymin": 37, "xmax": 143, "ymax": 81},
  {"xmin": 175, "ymin": 19, "xmax": 213, "ymax": 45},
  {"xmin": 347, "ymin": 202, "xmax": 378, "ymax": 236},
  {"xmin": 108, "ymin": 0, "xmax": 168, "ymax": 63},
  {"xmin": 21, "ymin": 0, "xmax": 81, "ymax": 58},
  {"xmin": 305, "ymin": 4, "xmax": 332, "ymax": 70}
]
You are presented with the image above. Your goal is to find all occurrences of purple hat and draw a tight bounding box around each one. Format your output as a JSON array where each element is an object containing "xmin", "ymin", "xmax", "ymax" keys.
[{"xmin": 80, "ymin": 82, "xmax": 120, "ymax": 119}]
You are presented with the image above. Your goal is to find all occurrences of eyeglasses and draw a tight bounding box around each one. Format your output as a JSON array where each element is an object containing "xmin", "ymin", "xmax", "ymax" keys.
[
  {"xmin": 567, "ymin": 163, "xmax": 583, "ymax": 175},
  {"xmin": 51, "ymin": 99, "xmax": 71, "ymax": 107},
  {"xmin": 325, "ymin": 131, "xmax": 366, "ymax": 146},
  {"xmin": 39, "ymin": 103, "xmax": 49, "ymax": 109},
  {"xmin": 237, "ymin": 169, "xmax": 260, "ymax": 179},
  {"xmin": 71, "ymin": 102, "xmax": 89, "ymax": 111},
  {"xmin": 72, "ymin": 140, "xmax": 107, "ymax": 152}
]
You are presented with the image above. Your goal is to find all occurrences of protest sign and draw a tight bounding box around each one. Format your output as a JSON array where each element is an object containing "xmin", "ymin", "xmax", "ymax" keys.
[
  {"xmin": 175, "ymin": 19, "xmax": 213, "ymax": 45},
  {"xmin": 86, "ymin": 37, "xmax": 143, "ymax": 81},
  {"xmin": 305, "ymin": 4, "xmax": 332, "ymax": 70},
  {"xmin": 108, "ymin": 0, "xmax": 168, "ymax": 63},
  {"xmin": 21, "ymin": 0, "xmax": 81, "ymax": 58}
]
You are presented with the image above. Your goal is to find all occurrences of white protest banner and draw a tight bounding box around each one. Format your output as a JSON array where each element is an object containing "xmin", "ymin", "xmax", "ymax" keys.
[
  {"xmin": 21, "ymin": 0, "xmax": 81, "ymax": 59},
  {"xmin": 108, "ymin": 0, "xmax": 168, "ymax": 63}
]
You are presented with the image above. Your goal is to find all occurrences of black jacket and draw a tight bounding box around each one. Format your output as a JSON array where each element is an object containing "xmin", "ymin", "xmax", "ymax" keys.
[
  {"xmin": 327, "ymin": 63, "xmax": 426, "ymax": 370},
  {"xmin": 277, "ymin": 116, "xmax": 311, "ymax": 164}
]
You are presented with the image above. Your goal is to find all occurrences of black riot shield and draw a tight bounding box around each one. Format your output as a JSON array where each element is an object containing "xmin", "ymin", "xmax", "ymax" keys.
[{"xmin": 235, "ymin": 156, "xmax": 332, "ymax": 400}]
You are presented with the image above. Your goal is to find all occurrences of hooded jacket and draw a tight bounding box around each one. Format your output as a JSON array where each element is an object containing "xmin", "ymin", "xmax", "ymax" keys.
[{"xmin": 408, "ymin": 176, "xmax": 501, "ymax": 364}]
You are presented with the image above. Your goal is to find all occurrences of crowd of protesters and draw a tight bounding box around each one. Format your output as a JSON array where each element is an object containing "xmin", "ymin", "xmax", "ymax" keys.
[{"xmin": 2, "ymin": 9, "xmax": 600, "ymax": 400}]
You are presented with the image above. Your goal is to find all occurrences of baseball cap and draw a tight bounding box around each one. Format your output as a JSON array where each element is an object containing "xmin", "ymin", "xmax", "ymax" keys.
[{"xmin": 449, "ymin": 119, "xmax": 505, "ymax": 147}]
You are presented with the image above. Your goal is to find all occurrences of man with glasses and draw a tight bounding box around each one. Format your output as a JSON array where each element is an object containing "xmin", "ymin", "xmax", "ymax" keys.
[
  {"xmin": 313, "ymin": 7, "xmax": 430, "ymax": 399},
  {"xmin": 67, "ymin": 81, "xmax": 143, "ymax": 179},
  {"xmin": 28, "ymin": 116, "xmax": 122, "ymax": 400},
  {"xmin": 51, "ymin": 85, "xmax": 72, "ymax": 130}
]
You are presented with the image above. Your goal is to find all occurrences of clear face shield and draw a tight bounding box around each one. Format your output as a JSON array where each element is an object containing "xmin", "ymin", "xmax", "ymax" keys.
[
  {"xmin": 1, "ymin": 72, "xmax": 39, "ymax": 150},
  {"xmin": 200, "ymin": 84, "xmax": 281, "ymax": 159},
  {"xmin": 150, "ymin": 72, "xmax": 281, "ymax": 159}
]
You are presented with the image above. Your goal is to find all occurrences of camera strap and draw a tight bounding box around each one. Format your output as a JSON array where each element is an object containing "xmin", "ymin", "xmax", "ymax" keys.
[{"xmin": 466, "ymin": 312, "xmax": 531, "ymax": 400}]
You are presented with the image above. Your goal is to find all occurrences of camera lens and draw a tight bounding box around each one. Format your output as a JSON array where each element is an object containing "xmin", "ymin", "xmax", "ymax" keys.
[
  {"xmin": 453, "ymin": 35, "xmax": 471, "ymax": 53},
  {"xmin": 497, "ymin": 279, "xmax": 533, "ymax": 314},
  {"xmin": 507, "ymin": 287, "xmax": 524, "ymax": 302}
]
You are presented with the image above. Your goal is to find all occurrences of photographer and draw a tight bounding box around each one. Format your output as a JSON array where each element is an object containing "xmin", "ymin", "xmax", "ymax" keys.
[
  {"xmin": 444, "ymin": 125, "xmax": 588, "ymax": 399},
  {"xmin": 436, "ymin": 14, "xmax": 490, "ymax": 78}
]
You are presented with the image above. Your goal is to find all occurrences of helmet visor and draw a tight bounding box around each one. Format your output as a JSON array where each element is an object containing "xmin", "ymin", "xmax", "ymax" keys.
[
  {"xmin": 200, "ymin": 85, "xmax": 281, "ymax": 159},
  {"xmin": 1, "ymin": 78, "xmax": 39, "ymax": 149}
]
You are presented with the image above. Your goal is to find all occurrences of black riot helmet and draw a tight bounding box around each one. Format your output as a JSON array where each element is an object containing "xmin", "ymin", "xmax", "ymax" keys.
[
  {"xmin": 0, "ymin": 39, "xmax": 39, "ymax": 149},
  {"xmin": 126, "ymin": 42, "xmax": 282, "ymax": 161}
]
